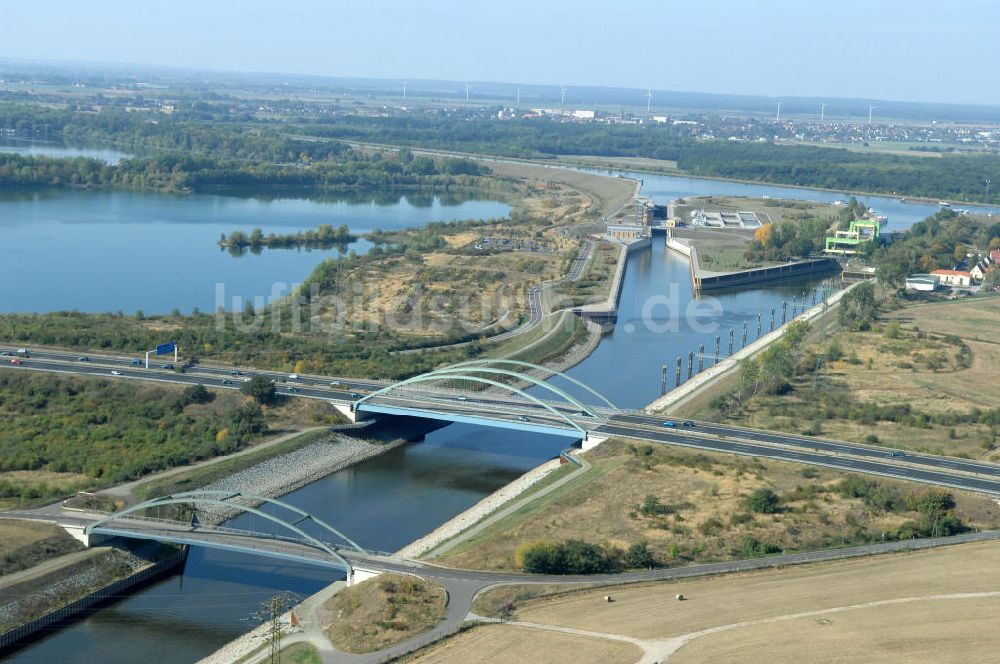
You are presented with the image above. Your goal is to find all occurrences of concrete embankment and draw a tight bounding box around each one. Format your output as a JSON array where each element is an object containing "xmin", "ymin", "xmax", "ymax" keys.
[
  {"xmin": 645, "ymin": 281, "xmax": 859, "ymax": 414},
  {"xmin": 0, "ymin": 546, "xmax": 187, "ymax": 652},
  {"xmin": 574, "ymin": 237, "xmax": 648, "ymax": 322},
  {"xmin": 396, "ymin": 457, "xmax": 565, "ymax": 559},
  {"xmin": 666, "ymin": 234, "xmax": 841, "ymax": 291},
  {"xmin": 197, "ymin": 435, "xmax": 405, "ymax": 523}
]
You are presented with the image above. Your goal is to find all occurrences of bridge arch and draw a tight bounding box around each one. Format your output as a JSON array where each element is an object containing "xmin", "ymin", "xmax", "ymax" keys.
[
  {"xmin": 85, "ymin": 490, "xmax": 364, "ymax": 572},
  {"xmin": 446, "ymin": 359, "xmax": 617, "ymax": 410},
  {"xmin": 358, "ymin": 373, "xmax": 588, "ymax": 435}
]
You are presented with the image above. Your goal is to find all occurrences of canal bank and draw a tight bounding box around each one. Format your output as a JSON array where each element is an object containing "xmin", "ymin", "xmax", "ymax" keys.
[{"xmin": 0, "ymin": 546, "xmax": 188, "ymax": 654}]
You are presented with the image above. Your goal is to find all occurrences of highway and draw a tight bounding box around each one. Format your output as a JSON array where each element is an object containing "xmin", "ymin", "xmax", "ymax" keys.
[{"xmin": 5, "ymin": 345, "xmax": 1000, "ymax": 497}]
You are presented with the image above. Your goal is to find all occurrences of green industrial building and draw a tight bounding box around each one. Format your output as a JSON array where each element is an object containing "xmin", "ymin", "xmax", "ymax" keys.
[{"xmin": 824, "ymin": 219, "xmax": 883, "ymax": 255}]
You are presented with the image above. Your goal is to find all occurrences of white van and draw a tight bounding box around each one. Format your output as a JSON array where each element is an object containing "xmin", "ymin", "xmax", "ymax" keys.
[{"xmin": 288, "ymin": 373, "xmax": 299, "ymax": 381}]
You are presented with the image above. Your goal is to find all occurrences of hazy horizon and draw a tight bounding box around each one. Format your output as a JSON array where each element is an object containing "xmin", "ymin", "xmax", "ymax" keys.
[{"xmin": 2, "ymin": 0, "xmax": 999, "ymax": 106}]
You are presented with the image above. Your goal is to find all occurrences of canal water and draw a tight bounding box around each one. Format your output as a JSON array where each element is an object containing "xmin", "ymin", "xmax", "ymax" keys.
[{"xmin": 8, "ymin": 171, "xmax": 997, "ymax": 662}]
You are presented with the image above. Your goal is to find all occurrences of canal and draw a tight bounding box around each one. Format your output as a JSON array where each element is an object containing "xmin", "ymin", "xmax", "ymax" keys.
[{"xmin": 8, "ymin": 171, "xmax": 998, "ymax": 662}]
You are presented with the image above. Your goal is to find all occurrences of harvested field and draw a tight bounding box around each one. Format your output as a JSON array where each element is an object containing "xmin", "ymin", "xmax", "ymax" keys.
[
  {"xmin": 403, "ymin": 623, "xmax": 641, "ymax": 664},
  {"xmin": 515, "ymin": 540, "xmax": 1000, "ymax": 644},
  {"xmin": 670, "ymin": 594, "xmax": 1000, "ymax": 663}
]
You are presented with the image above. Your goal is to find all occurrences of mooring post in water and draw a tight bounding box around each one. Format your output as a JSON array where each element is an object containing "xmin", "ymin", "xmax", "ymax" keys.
[
  {"xmin": 660, "ymin": 364, "xmax": 667, "ymax": 395},
  {"xmin": 782, "ymin": 301, "xmax": 787, "ymax": 325},
  {"xmin": 714, "ymin": 336, "xmax": 721, "ymax": 366},
  {"xmin": 675, "ymin": 357, "xmax": 682, "ymax": 387},
  {"xmin": 757, "ymin": 313, "xmax": 762, "ymax": 339},
  {"xmin": 770, "ymin": 308, "xmax": 775, "ymax": 332},
  {"xmin": 742, "ymin": 321, "xmax": 748, "ymax": 349},
  {"xmin": 812, "ymin": 289, "xmax": 818, "ymax": 307},
  {"xmin": 698, "ymin": 344, "xmax": 705, "ymax": 373},
  {"xmin": 728, "ymin": 329, "xmax": 734, "ymax": 356},
  {"xmin": 688, "ymin": 351, "xmax": 694, "ymax": 380}
]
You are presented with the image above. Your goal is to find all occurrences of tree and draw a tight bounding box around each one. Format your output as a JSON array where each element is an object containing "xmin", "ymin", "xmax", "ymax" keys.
[
  {"xmin": 746, "ymin": 488, "xmax": 780, "ymax": 514},
  {"xmin": 838, "ymin": 281, "xmax": 877, "ymax": 331},
  {"xmin": 181, "ymin": 383, "xmax": 212, "ymax": 405},
  {"xmin": 623, "ymin": 542, "xmax": 657, "ymax": 569},
  {"xmin": 228, "ymin": 402, "xmax": 268, "ymax": 438},
  {"xmin": 241, "ymin": 375, "xmax": 276, "ymax": 404}
]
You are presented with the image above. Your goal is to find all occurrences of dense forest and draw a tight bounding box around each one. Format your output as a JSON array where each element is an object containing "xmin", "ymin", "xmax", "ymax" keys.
[
  {"xmin": 4, "ymin": 102, "xmax": 1000, "ymax": 202},
  {"xmin": 301, "ymin": 116, "xmax": 1000, "ymax": 204},
  {"xmin": 0, "ymin": 104, "xmax": 486, "ymax": 192}
]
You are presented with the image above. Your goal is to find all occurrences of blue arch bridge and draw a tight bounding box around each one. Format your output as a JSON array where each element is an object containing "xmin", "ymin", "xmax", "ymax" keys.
[{"xmin": 335, "ymin": 359, "xmax": 618, "ymax": 446}]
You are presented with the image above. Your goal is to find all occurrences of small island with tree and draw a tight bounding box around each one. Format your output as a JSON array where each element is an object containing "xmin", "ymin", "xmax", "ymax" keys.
[{"xmin": 219, "ymin": 223, "xmax": 358, "ymax": 254}]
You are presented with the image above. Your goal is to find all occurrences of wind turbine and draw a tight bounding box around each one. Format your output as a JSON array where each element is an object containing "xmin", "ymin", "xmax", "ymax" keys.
[
  {"xmin": 646, "ymin": 88, "xmax": 653, "ymax": 112},
  {"xmin": 775, "ymin": 101, "xmax": 782, "ymax": 123},
  {"xmin": 402, "ymin": 82, "xmax": 407, "ymax": 99},
  {"xmin": 868, "ymin": 105, "xmax": 876, "ymax": 124},
  {"xmin": 516, "ymin": 86, "xmax": 521, "ymax": 105},
  {"xmin": 560, "ymin": 86, "xmax": 567, "ymax": 105},
  {"xmin": 820, "ymin": 102, "xmax": 825, "ymax": 122},
  {"xmin": 465, "ymin": 82, "xmax": 470, "ymax": 102}
]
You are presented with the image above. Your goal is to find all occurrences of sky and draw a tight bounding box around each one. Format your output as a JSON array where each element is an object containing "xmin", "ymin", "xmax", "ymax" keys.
[{"xmin": 1, "ymin": 0, "xmax": 998, "ymax": 105}]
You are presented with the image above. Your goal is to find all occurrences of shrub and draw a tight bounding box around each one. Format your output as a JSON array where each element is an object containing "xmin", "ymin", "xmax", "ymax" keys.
[
  {"xmin": 746, "ymin": 488, "xmax": 780, "ymax": 514},
  {"xmin": 518, "ymin": 540, "xmax": 616, "ymax": 575},
  {"xmin": 623, "ymin": 542, "xmax": 657, "ymax": 569},
  {"xmin": 241, "ymin": 375, "xmax": 276, "ymax": 404},
  {"xmin": 637, "ymin": 494, "xmax": 672, "ymax": 517}
]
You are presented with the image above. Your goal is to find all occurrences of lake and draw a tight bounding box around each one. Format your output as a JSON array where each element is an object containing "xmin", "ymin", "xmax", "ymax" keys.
[
  {"xmin": 0, "ymin": 138, "xmax": 131, "ymax": 165},
  {"xmin": 0, "ymin": 189, "xmax": 510, "ymax": 315}
]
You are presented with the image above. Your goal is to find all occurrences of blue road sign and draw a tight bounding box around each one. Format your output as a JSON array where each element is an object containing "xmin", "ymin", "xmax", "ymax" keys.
[{"xmin": 155, "ymin": 342, "xmax": 177, "ymax": 356}]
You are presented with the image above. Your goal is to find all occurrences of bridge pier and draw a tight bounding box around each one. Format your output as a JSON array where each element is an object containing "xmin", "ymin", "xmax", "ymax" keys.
[
  {"xmin": 60, "ymin": 524, "xmax": 111, "ymax": 547},
  {"xmin": 582, "ymin": 433, "xmax": 608, "ymax": 451},
  {"xmin": 348, "ymin": 567, "xmax": 382, "ymax": 587}
]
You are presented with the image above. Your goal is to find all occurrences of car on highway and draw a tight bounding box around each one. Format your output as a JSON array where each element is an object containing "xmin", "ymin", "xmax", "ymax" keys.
[
  {"xmin": 130, "ymin": 359, "xmax": 142, "ymax": 366},
  {"xmin": 682, "ymin": 420, "xmax": 695, "ymax": 427},
  {"xmin": 159, "ymin": 363, "xmax": 174, "ymax": 370},
  {"xmin": 110, "ymin": 370, "xmax": 122, "ymax": 376},
  {"xmin": 230, "ymin": 370, "xmax": 243, "ymax": 376},
  {"xmin": 889, "ymin": 450, "xmax": 906, "ymax": 457},
  {"xmin": 0, "ymin": 351, "xmax": 11, "ymax": 357},
  {"xmin": 16, "ymin": 348, "xmax": 27, "ymax": 355},
  {"xmin": 286, "ymin": 386, "xmax": 297, "ymax": 393},
  {"xmin": 517, "ymin": 415, "xmax": 529, "ymax": 422},
  {"xmin": 330, "ymin": 380, "xmax": 342, "ymax": 387},
  {"xmin": 77, "ymin": 356, "xmax": 90, "ymax": 362},
  {"xmin": 220, "ymin": 379, "xmax": 233, "ymax": 385},
  {"xmin": 349, "ymin": 392, "xmax": 361, "ymax": 399},
  {"xmin": 288, "ymin": 373, "xmax": 299, "ymax": 381},
  {"xmin": 456, "ymin": 396, "xmax": 468, "ymax": 401},
  {"xmin": 10, "ymin": 358, "xmax": 23, "ymax": 366},
  {"xmin": 661, "ymin": 420, "xmax": 676, "ymax": 427}
]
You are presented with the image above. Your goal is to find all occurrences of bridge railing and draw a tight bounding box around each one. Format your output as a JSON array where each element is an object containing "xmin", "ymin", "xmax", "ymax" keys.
[
  {"xmin": 363, "ymin": 388, "xmax": 618, "ymax": 418},
  {"xmin": 90, "ymin": 512, "xmax": 371, "ymax": 556}
]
